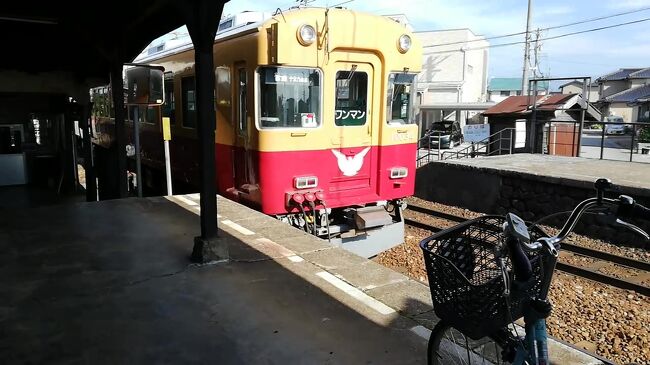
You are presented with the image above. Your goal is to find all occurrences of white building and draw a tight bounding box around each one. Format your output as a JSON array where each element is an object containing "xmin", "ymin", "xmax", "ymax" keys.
[
  {"xmin": 413, "ymin": 28, "xmax": 490, "ymax": 132},
  {"xmin": 487, "ymin": 78, "xmax": 548, "ymax": 103}
]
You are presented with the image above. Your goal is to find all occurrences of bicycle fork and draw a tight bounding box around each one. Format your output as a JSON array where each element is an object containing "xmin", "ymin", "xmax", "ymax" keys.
[{"xmin": 514, "ymin": 317, "xmax": 549, "ymax": 365}]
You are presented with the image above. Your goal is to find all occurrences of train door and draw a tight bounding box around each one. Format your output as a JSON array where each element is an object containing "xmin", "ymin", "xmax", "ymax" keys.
[
  {"xmin": 233, "ymin": 64, "xmax": 248, "ymax": 190},
  {"xmin": 330, "ymin": 61, "xmax": 377, "ymax": 200}
]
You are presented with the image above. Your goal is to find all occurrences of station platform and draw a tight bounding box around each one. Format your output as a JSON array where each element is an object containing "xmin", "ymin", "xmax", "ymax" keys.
[
  {"xmin": 0, "ymin": 189, "xmax": 606, "ymax": 364},
  {"xmin": 436, "ymin": 154, "xmax": 650, "ymax": 196}
]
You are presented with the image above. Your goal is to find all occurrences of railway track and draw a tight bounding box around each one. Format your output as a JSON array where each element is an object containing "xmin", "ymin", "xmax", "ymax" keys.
[{"xmin": 405, "ymin": 204, "xmax": 650, "ymax": 297}]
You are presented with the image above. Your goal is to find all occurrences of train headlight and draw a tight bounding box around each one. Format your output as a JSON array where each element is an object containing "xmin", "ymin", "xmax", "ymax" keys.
[
  {"xmin": 390, "ymin": 167, "xmax": 408, "ymax": 179},
  {"xmin": 397, "ymin": 34, "xmax": 412, "ymax": 53},
  {"xmin": 297, "ymin": 24, "xmax": 317, "ymax": 46}
]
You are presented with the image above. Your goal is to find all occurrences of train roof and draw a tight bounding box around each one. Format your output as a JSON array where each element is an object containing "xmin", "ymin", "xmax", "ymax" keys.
[
  {"xmin": 133, "ymin": 11, "xmax": 271, "ymax": 64},
  {"xmin": 133, "ymin": 7, "xmax": 415, "ymax": 65}
]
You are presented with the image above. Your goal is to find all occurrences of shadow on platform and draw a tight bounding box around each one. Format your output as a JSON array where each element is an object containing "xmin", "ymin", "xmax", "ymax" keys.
[{"xmin": 0, "ymin": 197, "xmax": 427, "ymax": 364}]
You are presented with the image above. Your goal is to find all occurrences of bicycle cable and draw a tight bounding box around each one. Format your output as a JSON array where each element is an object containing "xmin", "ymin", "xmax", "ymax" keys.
[
  {"xmin": 499, "ymin": 259, "xmax": 527, "ymax": 354},
  {"xmin": 532, "ymin": 207, "xmax": 610, "ymax": 226}
]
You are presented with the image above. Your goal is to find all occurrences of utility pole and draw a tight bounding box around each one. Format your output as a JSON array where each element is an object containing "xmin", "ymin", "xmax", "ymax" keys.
[{"xmin": 521, "ymin": 0, "xmax": 533, "ymax": 95}]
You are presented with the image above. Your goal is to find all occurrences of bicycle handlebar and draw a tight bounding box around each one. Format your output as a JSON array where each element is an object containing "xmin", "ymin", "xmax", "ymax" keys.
[
  {"xmin": 618, "ymin": 198, "xmax": 650, "ymax": 221},
  {"xmin": 503, "ymin": 179, "xmax": 650, "ymax": 287}
]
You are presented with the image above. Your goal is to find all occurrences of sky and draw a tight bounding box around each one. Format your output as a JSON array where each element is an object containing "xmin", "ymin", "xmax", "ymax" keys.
[
  {"xmin": 223, "ymin": 0, "xmax": 650, "ymax": 88},
  {"xmin": 214, "ymin": 0, "xmax": 650, "ymax": 89}
]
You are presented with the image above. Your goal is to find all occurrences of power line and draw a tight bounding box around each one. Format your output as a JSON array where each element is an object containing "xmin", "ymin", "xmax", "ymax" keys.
[
  {"xmin": 330, "ymin": 0, "xmax": 356, "ymax": 7},
  {"xmin": 422, "ymin": 5, "xmax": 650, "ymax": 49},
  {"xmin": 423, "ymin": 16, "xmax": 650, "ymax": 55}
]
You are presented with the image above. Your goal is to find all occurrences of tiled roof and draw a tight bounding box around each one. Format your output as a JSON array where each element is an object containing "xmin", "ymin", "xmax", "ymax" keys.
[
  {"xmin": 597, "ymin": 68, "xmax": 644, "ymax": 82},
  {"xmin": 558, "ymin": 80, "xmax": 599, "ymax": 89},
  {"xmin": 605, "ymin": 84, "xmax": 650, "ymax": 103},
  {"xmin": 483, "ymin": 94, "xmax": 575, "ymax": 115},
  {"xmin": 488, "ymin": 78, "xmax": 549, "ymax": 91},
  {"xmin": 629, "ymin": 67, "xmax": 650, "ymax": 79}
]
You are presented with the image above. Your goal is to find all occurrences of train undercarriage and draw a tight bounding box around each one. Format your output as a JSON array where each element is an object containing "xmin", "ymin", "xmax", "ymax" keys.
[{"xmin": 276, "ymin": 199, "xmax": 406, "ymax": 258}]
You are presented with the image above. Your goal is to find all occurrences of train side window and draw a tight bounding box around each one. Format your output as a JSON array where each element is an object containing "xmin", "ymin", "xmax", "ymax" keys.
[
  {"xmin": 145, "ymin": 107, "xmax": 156, "ymax": 124},
  {"xmin": 181, "ymin": 76, "xmax": 197, "ymax": 128},
  {"xmin": 163, "ymin": 77, "xmax": 175, "ymax": 124},
  {"xmin": 215, "ymin": 66, "xmax": 232, "ymax": 124},
  {"xmin": 335, "ymin": 71, "xmax": 367, "ymax": 126},
  {"xmin": 237, "ymin": 68, "xmax": 247, "ymax": 135},
  {"xmin": 258, "ymin": 66, "xmax": 321, "ymax": 129},
  {"xmin": 386, "ymin": 73, "xmax": 416, "ymax": 125}
]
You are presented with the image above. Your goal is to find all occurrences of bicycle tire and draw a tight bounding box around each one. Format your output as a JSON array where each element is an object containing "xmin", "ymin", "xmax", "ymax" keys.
[{"xmin": 428, "ymin": 321, "xmax": 510, "ymax": 365}]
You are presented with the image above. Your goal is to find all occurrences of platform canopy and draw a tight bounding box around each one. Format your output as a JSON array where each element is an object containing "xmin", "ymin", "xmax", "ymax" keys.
[{"xmin": 0, "ymin": 1, "xmax": 226, "ymax": 86}]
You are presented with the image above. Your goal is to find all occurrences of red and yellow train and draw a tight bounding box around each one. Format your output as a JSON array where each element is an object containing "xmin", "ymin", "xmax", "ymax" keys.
[{"xmin": 92, "ymin": 7, "xmax": 422, "ymax": 257}]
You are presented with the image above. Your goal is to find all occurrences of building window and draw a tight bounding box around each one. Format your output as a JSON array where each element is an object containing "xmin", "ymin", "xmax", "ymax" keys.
[
  {"xmin": 500, "ymin": 91, "xmax": 510, "ymax": 97},
  {"xmin": 181, "ymin": 76, "xmax": 196, "ymax": 128},
  {"xmin": 516, "ymin": 90, "xmax": 522, "ymax": 96}
]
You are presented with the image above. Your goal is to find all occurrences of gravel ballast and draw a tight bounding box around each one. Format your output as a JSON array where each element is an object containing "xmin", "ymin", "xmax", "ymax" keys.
[{"xmin": 376, "ymin": 198, "xmax": 649, "ymax": 365}]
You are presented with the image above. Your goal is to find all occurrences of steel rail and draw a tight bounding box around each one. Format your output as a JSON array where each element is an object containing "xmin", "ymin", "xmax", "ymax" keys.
[
  {"xmin": 406, "ymin": 204, "xmax": 650, "ymax": 272},
  {"xmin": 405, "ymin": 215, "xmax": 650, "ymax": 296}
]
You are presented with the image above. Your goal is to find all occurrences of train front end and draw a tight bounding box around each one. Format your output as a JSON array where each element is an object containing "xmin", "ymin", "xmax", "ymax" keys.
[{"xmin": 255, "ymin": 8, "xmax": 422, "ymax": 257}]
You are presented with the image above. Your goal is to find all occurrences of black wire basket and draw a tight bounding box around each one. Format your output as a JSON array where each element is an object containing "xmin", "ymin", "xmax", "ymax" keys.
[{"xmin": 419, "ymin": 215, "xmax": 547, "ymax": 340}]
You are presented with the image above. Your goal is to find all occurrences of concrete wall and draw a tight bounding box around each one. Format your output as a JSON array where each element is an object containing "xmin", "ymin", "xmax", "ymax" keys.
[{"xmin": 415, "ymin": 162, "xmax": 650, "ymax": 248}]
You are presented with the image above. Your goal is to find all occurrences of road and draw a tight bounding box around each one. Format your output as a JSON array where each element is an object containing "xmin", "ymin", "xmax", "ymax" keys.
[{"xmin": 581, "ymin": 130, "xmax": 632, "ymax": 149}]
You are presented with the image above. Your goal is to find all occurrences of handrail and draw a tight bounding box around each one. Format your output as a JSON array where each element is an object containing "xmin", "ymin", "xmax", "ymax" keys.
[{"xmin": 441, "ymin": 128, "xmax": 516, "ymax": 160}]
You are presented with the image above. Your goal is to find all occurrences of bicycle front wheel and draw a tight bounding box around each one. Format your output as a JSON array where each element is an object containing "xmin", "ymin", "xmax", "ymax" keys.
[{"xmin": 428, "ymin": 321, "xmax": 510, "ymax": 365}]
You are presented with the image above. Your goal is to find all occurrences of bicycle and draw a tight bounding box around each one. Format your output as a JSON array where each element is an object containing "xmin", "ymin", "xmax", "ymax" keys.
[{"xmin": 419, "ymin": 178, "xmax": 650, "ymax": 365}]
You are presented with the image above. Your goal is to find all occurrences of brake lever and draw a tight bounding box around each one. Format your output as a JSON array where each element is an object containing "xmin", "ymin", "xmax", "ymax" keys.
[{"xmin": 615, "ymin": 218, "xmax": 650, "ymax": 240}]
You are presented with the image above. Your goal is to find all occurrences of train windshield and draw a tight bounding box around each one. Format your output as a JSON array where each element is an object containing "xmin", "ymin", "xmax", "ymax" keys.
[
  {"xmin": 258, "ymin": 67, "xmax": 321, "ymax": 129},
  {"xmin": 386, "ymin": 73, "xmax": 416, "ymax": 125}
]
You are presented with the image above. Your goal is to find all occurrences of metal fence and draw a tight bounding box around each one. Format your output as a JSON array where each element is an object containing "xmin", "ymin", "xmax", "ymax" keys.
[
  {"xmin": 544, "ymin": 121, "xmax": 650, "ymax": 163},
  {"xmin": 416, "ymin": 128, "xmax": 516, "ymax": 167}
]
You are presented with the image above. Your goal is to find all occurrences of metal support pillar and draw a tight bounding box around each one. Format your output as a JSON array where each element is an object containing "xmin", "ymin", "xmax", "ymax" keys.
[
  {"xmin": 111, "ymin": 62, "xmax": 128, "ymax": 198},
  {"xmin": 521, "ymin": 0, "xmax": 533, "ymax": 95},
  {"xmin": 184, "ymin": 0, "xmax": 228, "ymax": 263}
]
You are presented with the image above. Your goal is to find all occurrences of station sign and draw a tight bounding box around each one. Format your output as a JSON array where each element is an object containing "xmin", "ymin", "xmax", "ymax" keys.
[{"xmin": 463, "ymin": 124, "xmax": 490, "ymax": 143}]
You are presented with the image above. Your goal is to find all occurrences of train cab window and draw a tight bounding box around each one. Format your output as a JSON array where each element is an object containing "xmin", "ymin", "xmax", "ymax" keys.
[
  {"xmin": 163, "ymin": 77, "xmax": 175, "ymax": 124},
  {"xmin": 258, "ymin": 66, "xmax": 321, "ymax": 129},
  {"xmin": 181, "ymin": 76, "xmax": 197, "ymax": 128},
  {"xmin": 386, "ymin": 73, "xmax": 416, "ymax": 125},
  {"xmin": 215, "ymin": 66, "xmax": 232, "ymax": 123},
  {"xmin": 335, "ymin": 71, "xmax": 368, "ymax": 126}
]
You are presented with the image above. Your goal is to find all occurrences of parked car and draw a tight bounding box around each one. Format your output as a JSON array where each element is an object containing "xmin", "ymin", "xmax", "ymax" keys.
[
  {"xmin": 604, "ymin": 116, "xmax": 628, "ymax": 135},
  {"xmin": 421, "ymin": 121, "xmax": 463, "ymax": 149}
]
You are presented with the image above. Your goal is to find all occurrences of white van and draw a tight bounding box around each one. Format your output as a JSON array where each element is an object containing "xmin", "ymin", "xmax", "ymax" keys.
[{"xmin": 604, "ymin": 116, "xmax": 626, "ymax": 135}]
